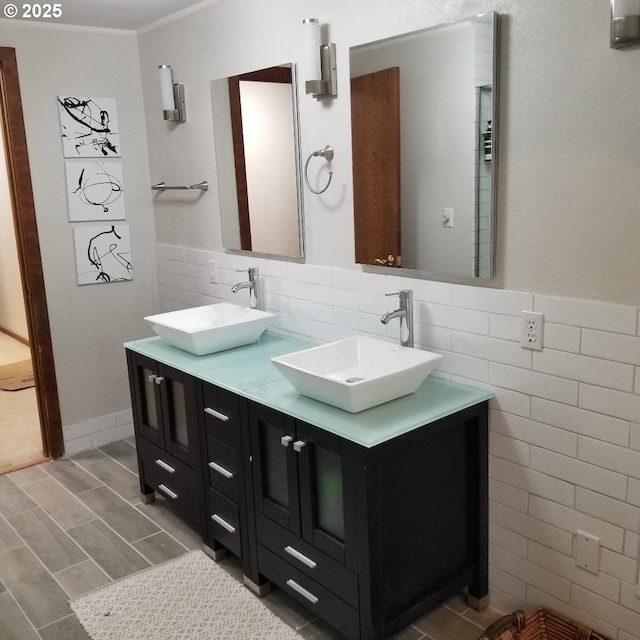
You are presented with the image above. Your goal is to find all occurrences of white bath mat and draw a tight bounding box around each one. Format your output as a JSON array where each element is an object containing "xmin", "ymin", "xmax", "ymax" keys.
[{"xmin": 70, "ymin": 550, "xmax": 302, "ymax": 640}]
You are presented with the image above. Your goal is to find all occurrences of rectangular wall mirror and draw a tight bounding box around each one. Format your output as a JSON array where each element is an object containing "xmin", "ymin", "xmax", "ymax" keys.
[
  {"xmin": 211, "ymin": 63, "xmax": 305, "ymax": 259},
  {"xmin": 350, "ymin": 12, "xmax": 499, "ymax": 279}
]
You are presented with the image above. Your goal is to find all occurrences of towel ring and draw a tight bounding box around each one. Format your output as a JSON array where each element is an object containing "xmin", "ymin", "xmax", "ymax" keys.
[{"xmin": 304, "ymin": 145, "xmax": 334, "ymax": 195}]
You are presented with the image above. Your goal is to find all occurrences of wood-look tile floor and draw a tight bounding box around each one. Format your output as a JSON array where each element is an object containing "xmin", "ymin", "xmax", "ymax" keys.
[{"xmin": 0, "ymin": 439, "xmax": 505, "ymax": 640}]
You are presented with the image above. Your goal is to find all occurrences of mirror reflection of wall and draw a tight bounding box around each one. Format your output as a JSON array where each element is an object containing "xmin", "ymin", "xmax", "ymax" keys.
[
  {"xmin": 350, "ymin": 12, "xmax": 497, "ymax": 279},
  {"xmin": 211, "ymin": 63, "xmax": 304, "ymax": 259}
]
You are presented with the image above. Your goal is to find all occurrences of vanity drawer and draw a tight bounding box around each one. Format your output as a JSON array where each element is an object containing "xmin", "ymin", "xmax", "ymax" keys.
[
  {"xmin": 256, "ymin": 513, "xmax": 358, "ymax": 607},
  {"xmin": 258, "ymin": 544, "xmax": 359, "ymax": 639},
  {"xmin": 206, "ymin": 487, "xmax": 241, "ymax": 558},
  {"xmin": 202, "ymin": 383, "xmax": 242, "ymax": 449},
  {"xmin": 206, "ymin": 436, "xmax": 241, "ymax": 502},
  {"xmin": 138, "ymin": 439, "xmax": 201, "ymax": 526}
]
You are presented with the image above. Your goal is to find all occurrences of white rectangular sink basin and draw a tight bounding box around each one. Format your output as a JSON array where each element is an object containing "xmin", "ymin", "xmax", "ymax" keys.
[
  {"xmin": 271, "ymin": 336, "xmax": 442, "ymax": 412},
  {"xmin": 144, "ymin": 303, "xmax": 275, "ymax": 356}
]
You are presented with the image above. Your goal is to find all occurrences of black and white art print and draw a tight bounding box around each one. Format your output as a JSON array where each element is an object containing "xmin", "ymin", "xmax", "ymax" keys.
[
  {"xmin": 65, "ymin": 162, "xmax": 125, "ymax": 221},
  {"xmin": 58, "ymin": 96, "xmax": 121, "ymax": 158},
  {"xmin": 73, "ymin": 224, "xmax": 133, "ymax": 285}
]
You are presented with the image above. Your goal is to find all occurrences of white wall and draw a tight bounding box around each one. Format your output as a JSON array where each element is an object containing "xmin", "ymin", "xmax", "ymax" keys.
[
  {"xmin": 0, "ymin": 22, "xmax": 160, "ymax": 446},
  {"xmin": 139, "ymin": 0, "xmax": 640, "ymax": 305},
  {"xmin": 0, "ymin": 109, "xmax": 29, "ymax": 339}
]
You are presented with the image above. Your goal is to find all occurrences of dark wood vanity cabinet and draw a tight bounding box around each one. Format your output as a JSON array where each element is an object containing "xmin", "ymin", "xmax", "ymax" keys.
[
  {"xmin": 126, "ymin": 351, "xmax": 202, "ymax": 527},
  {"xmin": 199, "ymin": 381, "xmax": 250, "ymax": 561},
  {"xmin": 245, "ymin": 400, "xmax": 489, "ymax": 640},
  {"xmin": 247, "ymin": 403, "xmax": 362, "ymax": 637},
  {"xmin": 127, "ymin": 347, "xmax": 488, "ymax": 640}
]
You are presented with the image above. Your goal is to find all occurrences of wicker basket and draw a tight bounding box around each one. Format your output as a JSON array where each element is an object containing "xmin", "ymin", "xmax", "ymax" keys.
[{"xmin": 478, "ymin": 608, "xmax": 610, "ymax": 640}]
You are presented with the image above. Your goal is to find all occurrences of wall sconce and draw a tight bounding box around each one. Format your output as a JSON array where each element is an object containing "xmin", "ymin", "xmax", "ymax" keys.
[
  {"xmin": 302, "ymin": 18, "xmax": 337, "ymax": 99},
  {"xmin": 611, "ymin": 0, "xmax": 640, "ymax": 48},
  {"xmin": 158, "ymin": 64, "xmax": 186, "ymax": 122}
]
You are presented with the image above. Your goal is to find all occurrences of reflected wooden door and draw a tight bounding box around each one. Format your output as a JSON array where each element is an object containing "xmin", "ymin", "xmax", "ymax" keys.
[{"xmin": 350, "ymin": 67, "xmax": 401, "ymax": 267}]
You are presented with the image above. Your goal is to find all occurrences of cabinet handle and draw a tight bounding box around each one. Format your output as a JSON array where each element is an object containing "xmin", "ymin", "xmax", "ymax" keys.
[
  {"xmin": 208, "ymin": 461, "xmax": 234, "ymax": 479},
  {"xmin": 157, "ymin": 484, "xmax": 178, "ymax": 500},
  {"xmin": 155, "ymin": 459, "xmax": 175, "ymax": 474},
  {"xmin": 211, "ymin": 514, "xmax": 236, "ymax": 533},
  {"xmin": 285, "ymin": 579, "xmax": 319, "ymax": 604},
  {"xmin": 204, "ymin": 407, "xmax": 230, "ymax": 422},
  {"xmin": 154, "ymin": 376, "xmax": 165, "ymax": 385},
  {"xmin": 147, "ymin": 374, "xmax": 157, "ymax": 383},
  {"xmin": 284, "ymin": 546, "xmax": 317, "ymax": 569},
  {"xmin": 293, "ymin": 440, "xmax": 306, "ymax": 452},
  {"xmin": 280, "ymin": 435, "xmax": 293, "ymax": 447}
]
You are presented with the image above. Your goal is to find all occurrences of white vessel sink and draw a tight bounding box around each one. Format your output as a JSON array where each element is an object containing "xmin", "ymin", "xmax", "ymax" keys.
[
  {"xmin": 271, "ymin": 336, "xmax": 442, "ymax": 412},
  {"xmin": 144, "ymin": 303, "xmax": 275, "ymax": 356}
]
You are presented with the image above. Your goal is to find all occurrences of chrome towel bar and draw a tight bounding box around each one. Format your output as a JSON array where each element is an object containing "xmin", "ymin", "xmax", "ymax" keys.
[{"xmin": 151, "ymin": 180, "xmax": 208, "ymax": 192}]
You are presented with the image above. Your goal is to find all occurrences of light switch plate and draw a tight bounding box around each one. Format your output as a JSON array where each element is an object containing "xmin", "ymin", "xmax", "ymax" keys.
[{"xmin": 575, "ymin": 530, "xmax": 600, "ymax": 574}]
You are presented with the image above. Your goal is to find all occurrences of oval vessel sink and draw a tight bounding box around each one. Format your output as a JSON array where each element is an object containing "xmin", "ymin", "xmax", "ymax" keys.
[
  {"xmin": 144, "ymin": 303, "xmax": 275, "ymax": 356},
  {"xmin": 271, "ymin": 336, "xmax": 442, "ymax": 412}
]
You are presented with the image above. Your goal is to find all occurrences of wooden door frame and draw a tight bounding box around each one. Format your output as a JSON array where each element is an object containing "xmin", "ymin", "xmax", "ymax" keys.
[{"xmin": 0, "ymin": 46, "xmax": 63, "ymax": 459}]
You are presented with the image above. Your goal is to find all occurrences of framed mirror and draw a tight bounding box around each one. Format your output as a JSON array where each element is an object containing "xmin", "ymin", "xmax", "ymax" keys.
[
  {"xmin": 211, "ymin": 63, "xmax": 305, "ymax": 259},
  {"xmin": 350, "ymin": 12, "xmax": 498, "ymax": 278}
]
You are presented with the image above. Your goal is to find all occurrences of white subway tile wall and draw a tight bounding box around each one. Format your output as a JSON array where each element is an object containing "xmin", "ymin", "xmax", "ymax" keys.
[
  {"xmin": 64, "ymin": 409, "xmax": 134, "ymax": 455},
  {"xmin": 156, "ymin": 245, "xmax": 640, "ymax": 640}
]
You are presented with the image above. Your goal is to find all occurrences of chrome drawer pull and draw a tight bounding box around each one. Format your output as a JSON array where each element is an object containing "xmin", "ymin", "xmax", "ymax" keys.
[
  {"xmin": 154, "ymin": 376, "xmax": 164, "ymax": 385},
  {"xmin": 211, "ymin": 514, "xmax": 236, "ymax": 533},
  {"xmin": 293, "ymin": 440, "xmax": 306, "ymax": 453},
  {"xmin": 286, "ymin": 579, "xmax": 319, "ymax": 604},
  {"xmin": 280, "ymin": 435, "xmax": 293, "ymax": 447},
  {"xmin": 157, "ymin": 484, "xmax": 178, "ymax": 500},
  {"xmin": 204, "ymin": 407, "xmax": 230, "ymax": 422},
  {"xmin": 208, "ymin": 461, "xmax": 234, "ymax": 479},
  {"xmin": 284, "ymin": 546, "xmax": 317, "ymax": 569},
  {"xmin": 155, "ymin": 459, "xmax": 176, "ymax": 474}
]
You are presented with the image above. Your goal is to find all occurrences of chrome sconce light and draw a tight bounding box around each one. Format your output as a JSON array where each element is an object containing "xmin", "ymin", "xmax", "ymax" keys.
[
  {"xmin": 158, "ymin": 64, "xmax": 186, "ymax": 122},
  {"xmin": 611, "ymin": 0, "xmax": 640, "ymax": 48},
  {"xmin": 302, "ymin": 18, "xmax": 337, "ymax": 99}
]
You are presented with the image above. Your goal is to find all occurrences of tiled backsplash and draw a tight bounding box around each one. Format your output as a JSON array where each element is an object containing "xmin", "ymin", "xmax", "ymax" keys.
[{"xmin": 157, "ymin": 243, "xmax": 640, "ymax": 640}]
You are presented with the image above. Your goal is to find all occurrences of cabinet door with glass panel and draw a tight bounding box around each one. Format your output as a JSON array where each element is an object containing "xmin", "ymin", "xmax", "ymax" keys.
[
  {"xmin": 127, "ymin": 352, "xmax": 200, "ymax": 469},
  {"xmin": 249, "ymin": 403, "xmax": 359, "ymax": 567}
]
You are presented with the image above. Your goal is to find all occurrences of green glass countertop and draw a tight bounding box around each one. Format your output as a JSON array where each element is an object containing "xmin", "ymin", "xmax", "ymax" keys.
[{"xmin": 124, "ymin": 332, "xmax": 493, "ymax": 448}]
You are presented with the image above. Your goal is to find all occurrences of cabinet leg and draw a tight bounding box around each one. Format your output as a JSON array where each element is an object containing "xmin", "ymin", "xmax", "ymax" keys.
[
  {"xmin": 243, "ymin": 575, "xmax": 271, "ymax": 597},
  {"xmin": 202, "ymin": 543, "xmax": 228, "ymax": 562},
  {"xmin": 467, "ymin": 593, "xmax": 490, "ymax": 611},
  {"xmin": 141, "ymin": 491, "xmax": 155, "ymax": 504}
]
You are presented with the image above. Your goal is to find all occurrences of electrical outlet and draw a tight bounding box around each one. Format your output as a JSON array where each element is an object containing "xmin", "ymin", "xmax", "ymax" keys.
[
  {"xmin": 521, "ymin": 311, "xmax": 544, "ymax": 350},
  {"xmin": 208, "ymin": 259, "xmax": 217, "ymax": 284},
  {"xmin": 575, "ymin": 530, "xmax": 600, "ymax": 574},
  {"xmin": 442, "ymin": 207, "xmax": 453, "ymax": 228}
]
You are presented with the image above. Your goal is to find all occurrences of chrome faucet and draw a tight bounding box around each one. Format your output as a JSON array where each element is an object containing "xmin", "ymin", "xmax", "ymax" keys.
[
  {"xmin": 380, "ymin": 289, "xmax": 414, "ymax": 347},
  {"xmin": 231, "ymin": 267, "xmax": 260, "ymax": 309}
]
